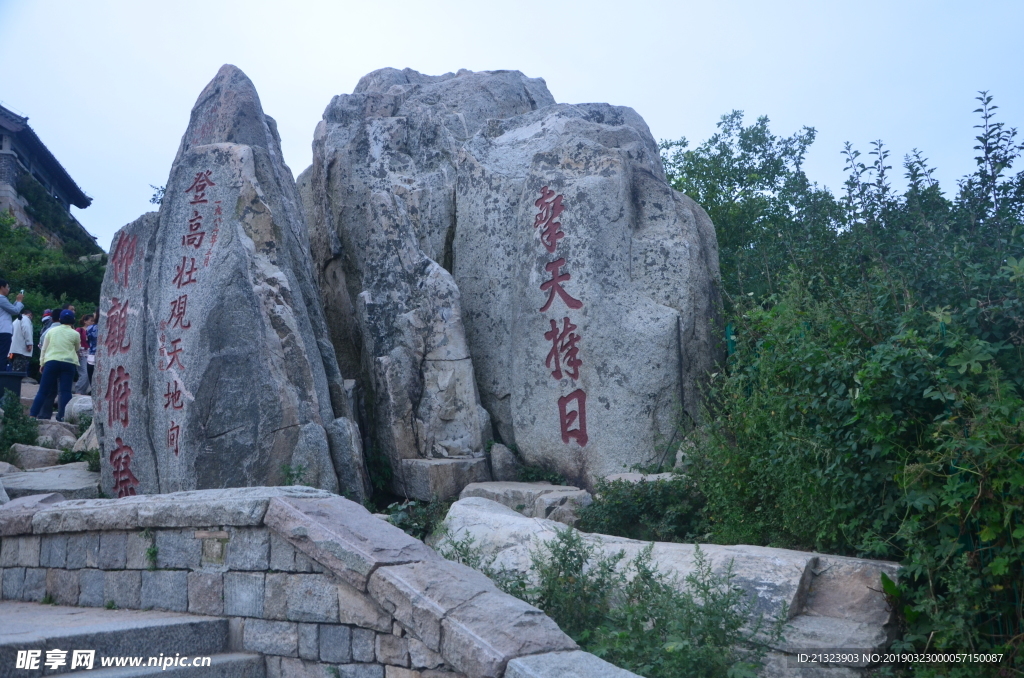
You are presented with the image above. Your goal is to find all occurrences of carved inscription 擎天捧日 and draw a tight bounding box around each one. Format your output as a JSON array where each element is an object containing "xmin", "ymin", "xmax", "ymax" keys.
[
  {"xmin": 156, "ymin": 169, "xmax": 220, "ymax": 458},
  {"xmin": 534, "ymin": 187, "xmax": 588, "ymax": 447}
]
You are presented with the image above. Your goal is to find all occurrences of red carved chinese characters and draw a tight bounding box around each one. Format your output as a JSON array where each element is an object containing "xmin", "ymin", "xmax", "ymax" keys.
[
  {"xmin": 105, "ymin": 366, "xmax": 131, "ymax": 427},
  {"xmin": 167, "ymin": 421, "xmax": 181, "ymax": 456},
  {"xmin": 545, "ymin": 317, "xmax": 582, "ymax": 380},
  {"xmin": 172, "ymin": 257, "xmax": 199, "ymax": 288},
  {"xmin": 164, "ymin": 380, "xmax": 183, "ymax": 409},
  {"xmin": 167, "ymin": 295, "xmax": 191, "ymax": 329},
  {"xmin": 165, "ymin": 339, "xmax": 184, "ymax": 371},
  {"xmin": 109, "ymin": 438, "xmax": 139, "ymax": 497},
  {"xmin": 109, "ymin": 234, "xmax": 137, "ymax": 287},
  {"xmin": 534, "ymin": 186, "xmax": 565, "ymax": 254},
  {"xmin": 558, "ymin": 389, "xmax": 588, "ymax": 446},
  {"xmin": 534, "ymin": 187, "xmax": 589, "ymax": 447},
  {"xmin": 104, "ymin": 298, "xmax": 131, "ymax": 355},
  {"xmin": 539, "ymin": 259, "xmax": 583, "ymax": 312},
  {"xmin": 185, "ymin": 170, "xmax": 216, "ymax": 204}
]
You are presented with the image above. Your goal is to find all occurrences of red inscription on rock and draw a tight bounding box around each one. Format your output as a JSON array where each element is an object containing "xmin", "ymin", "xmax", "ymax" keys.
[
  {"xmin": 165, "ymin": 339, "xmax": 185, "ymax": 371},
  {"xmin": 544, "ymin": 317, "xmax": 582, "ymax": 380},
  {"xmin": 539, "ymin": 259, "xmax": 583, "ymax": 312},
  {"xmin": 164, "ymin": 380, "xmax": 183, "ymax": 410},
  {"xmin": 104, "ymin": 297, "xmax": 131, "ymax": 355},
  {"xmin": 167, "ymin": 294, "xmax": 191, "ymax": 329},
  {"xmin": 109, "ymin": 234, "xmax": 137, "ymax": 287},
  {"xmin": 167, "ymin": 421, "xmax": 181, "ymax": 456},
  {"xmin": 110, "ymin": 438, "xmax": 139, "ymax": 497},
  {"xmin": 172, "ymin": 257, "xmax": 199, "ymax": 288},
  {"xmin": 185, "ymin": 170, "xmax": 216, "ymax": 204},
  {"xmin": 105, "ymin": 366, "xmax": 131, "ymax": 427},
  {"xmin": 534, "ymin": 187, "xmax": 565, "ymax": 254},
  {"xmin": 557, "ymin": 389, "xmax": 588, "ymax": 447}
]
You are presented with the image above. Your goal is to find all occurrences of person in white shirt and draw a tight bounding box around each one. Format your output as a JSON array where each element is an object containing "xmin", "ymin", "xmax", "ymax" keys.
[
  {"xmin": 10, "ymin": 310, "xmax": 33, "ymax": 373},
  {"xmin": 0, "ymin": 279, "xmax": 25, "ymax": 372}
]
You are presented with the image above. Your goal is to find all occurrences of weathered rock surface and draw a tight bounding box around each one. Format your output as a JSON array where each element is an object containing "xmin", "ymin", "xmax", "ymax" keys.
[
  {"xmin": 7, "ymin": 444, "xmax": 60, "ymax": 470},
  {"xmin": 64, "ymin": 395, "xmax": 93, "ymax": 425},
  {"xmin": 72, "ymin": 420, "xmax": 98, "ymax": 453},
  {"xmin": 1, "ymin": 463, "xmax": 99, "ymax": 500},
  {"xmin": 455, "ymin": 103, "xmax": 722, "ymax": 483},
  {"xmin": 488, "ymin": 442, "xmax": 522, "ymax": 482},
  {"xmin": 0, "ymin": 461, "xmax": 22, "ymax": 475},
  {"xmin": 308, "ymin": 69, "xmax": 555, "ymax": 498},
  {"xmin": 459, "ymin": 481, "xmax": 592, "ymax": 526},
  {"xmin": 94, "ymin": 65, "xmax": 368, "ymax": 500},
  {"xmin": 0, "ymin": 477, "xmax": 7, "ymax": 504},
  {"xmin": 35, "ymin": 421, "xmax": 78, "ymax": 450}
]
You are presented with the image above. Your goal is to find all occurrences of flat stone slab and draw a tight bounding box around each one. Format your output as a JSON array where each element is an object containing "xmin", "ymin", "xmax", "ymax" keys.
[
  {"xmin": 28, "ymin": 486, "xmax": 335, "ymax": 535},
  {"xmin": 604, "ymin": 472, "xmax": 677, "ymax": 483},
  {"xmin": 0, "ymin": 461, "xmax": 22, "ymax": 475},
  {"xmin": 507, "ymin": 650, "xmax": 641, "ymax": 678},
  {"xmin": 0, "ymin": 493, "xmax": 65, "ymax": 536},
  {"xmin": 2, "ymin": 464, "xmax": 99, "ymax": 500},
  {"xmin": 264, "ymin": 495, "xmax": 438, "ymax": 590}
]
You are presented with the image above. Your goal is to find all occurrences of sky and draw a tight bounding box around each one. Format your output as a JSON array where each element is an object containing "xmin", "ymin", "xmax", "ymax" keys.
[{"xmin": 1, "ymin": 0, "xmax": 1022, "ymax": 252}]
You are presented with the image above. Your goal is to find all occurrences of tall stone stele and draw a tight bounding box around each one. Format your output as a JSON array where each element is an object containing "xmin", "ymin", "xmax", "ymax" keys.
[{"xmin": 94, "ymin": 65, "xmax": 369, "ymax": 501}]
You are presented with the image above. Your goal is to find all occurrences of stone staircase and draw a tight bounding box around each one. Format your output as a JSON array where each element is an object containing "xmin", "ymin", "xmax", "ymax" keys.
[{"xmin": 0, "ymin": 601, "xmax": 263, "ymax": 677}]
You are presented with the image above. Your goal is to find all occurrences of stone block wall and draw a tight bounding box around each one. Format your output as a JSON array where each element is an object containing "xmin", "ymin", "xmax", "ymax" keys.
[{"xmin": 0, "ymin": 487, "xmax": 636, "ymax": 678}]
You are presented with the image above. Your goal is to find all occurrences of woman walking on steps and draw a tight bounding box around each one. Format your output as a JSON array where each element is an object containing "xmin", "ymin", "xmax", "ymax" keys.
[{"xmin": 30, "ymin": 309, "xmax": 81, "ymax": 422}]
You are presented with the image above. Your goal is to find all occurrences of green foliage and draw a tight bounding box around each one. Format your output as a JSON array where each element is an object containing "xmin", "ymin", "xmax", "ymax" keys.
[
  {"xmin": 77, "ymin": 413, "xmax": 92, "ymax": 437},
  {"xmin": 517, "ymin": 462, "xmax": 569, "ymax": 485},
  {"xmin": 578, "ymin": 476, "xmax": 706, "ymax": 543},
  {"xmin": 384, "ymin": 498, "xmax": 452, "ymax": 541},
  {"xmin": 58, "ymin": 448, "xmax": 100, "ymax": 472},
  {"xmin": 364, "ymin": 443, "xmax": 393, "ymax": 493},
  {"xmin": 104, "ymin": 600, "xmax": 118, "ymax": 610},
  {"xmin": 279, "ymin": 463, "xmax": 309, "ymax": 486},
  {"xmin": 440, "ymin": 527, "xmax": 781, "ymax": 678},
  {"xmin": 0, "ymin": 390, "xmax": 38, "ymax": 464},
  {"xmin": 668, "ymin": 94, "xmax": 1024, "ymax": 668}
]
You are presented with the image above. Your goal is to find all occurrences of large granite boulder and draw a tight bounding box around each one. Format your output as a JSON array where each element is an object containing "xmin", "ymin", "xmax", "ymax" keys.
[
  {"xmin": 307, "ymin": 69, "xmax": 554, "ymax": 497},
  {"xmin": 454, "ymin": 103, "xmax": 722, "ymax": 482},
  {"xmin": 94, "ymin": 65, "xmax": 369, "ymax": 500}
]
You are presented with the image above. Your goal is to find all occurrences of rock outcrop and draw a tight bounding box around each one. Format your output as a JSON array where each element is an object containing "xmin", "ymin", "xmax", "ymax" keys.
[
  {"xmin": 308, "ymin": 69, "xmax": 555, "ymax": 497},
  {"xmin": 94, "ymin": 65, "xmax": 369, "ymax": 500}
]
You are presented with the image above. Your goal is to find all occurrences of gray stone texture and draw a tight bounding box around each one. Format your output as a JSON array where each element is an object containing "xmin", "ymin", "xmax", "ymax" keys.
[
  {"xmin": 8, "ymin": 444, "xmax": 61, "ymax": 469},
  {"xmin": 227, "ymin": 527, "xmax": 271, "ymax": 570},
  {"xmin": 46, "ymin": 567, "xmax": 80, "ymax": 606},
  {"xmin": 78, "ymin": 568, "xmax": 104, "ymax": 606},
  {"xmin": 244, "ymin": 618, "xmax": 298, "ymax": 657},
  {"xmin": 487, "ymin": 443, "xmax": 521, "ymax": 482},
  {"xmin": 505, "ymin": 650, "xmax": 642, "ymax": 678},
  {"xmin": 306, "ymin": 69, "xmax": 554, "ymax": 498},
  {"xmin": 39, "ymin": 534, "xmax": 68, "ymax": 568},
  {"xmin": 2, "ymin": 566, "xmax": 23, "ymax": 600},
  {"xmin": 454, "ymin": 101, "xmax": 722, "ymax": 484},
  {"xmin": 297, "ymin": 622, "xmax": 319, "ymax": 660},
  {"xmin": 376, "ymin": 634, "xmax": 409, "ymax": 667},
  {"xmin": 72, "ymin": 419, "xmax": 99, "ymax": 453},
  {"xmin": 350, "ymin": 627, "xmax": 376, "ymax": 663},
  {"xmin": 400, "ymin": 458, "xmax": 490, "ymax": 501},
  {"xmin": 188, "ymin": 571, "xmax": 224, "ymax": 615},
  {"xmin": 407, "ymin": 638, "xmax": 444, "ymax": 670},
  {"xmin": 66, "ymin": 532, "xmax": 99, "ymax": 569},
  {"xmin": 318, "ymin": 623, "xmax": 351, "ymax": 663},
  {"xmin": 225, "ymin": 571, "xmax": 265, "ymax": 617},
  {"xmin": 126, "ymin": 530, "xmax": 151, "ymax": 569},
  {"xmin": 20, "ymin": 567, "xmax": 45, "ymax": 601},
  {"xmin": 286, "ymin": 574, "xmax": 340, "ymax": 622},
  {"xmin": 459, "ymin": 481, "xmax": 592, "ymax": 525},
  {"xmin": 141, "ymin": 569, "xmax": 189, "ymax": 612},
  {"xmin": 98, "ymin": 531, "xmax": 128, "ymax": 569},
  {"xmin": 0, "ymin": 492, "xmax": 65, "ymax": 537},
  {"xmin": 264, "ymin": 496, "xmax": 436, "ymax": 591},
  {"xmin": 155, "ymin": 529, "xmax": 202, "ymax": 569},
  {"xmin": 337, "ymin": 577, "xmax": 392, "ymax": 632},
  {"xmin": 105, "ymin": 569, "xmax": 142, "ymax": 609},
  {"xmin": 94, "ymin": 64, "xmax": 368, "ymax": 501}
]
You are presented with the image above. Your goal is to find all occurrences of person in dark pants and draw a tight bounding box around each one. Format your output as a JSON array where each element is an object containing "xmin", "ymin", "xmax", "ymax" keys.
[
  {"xmin": 31, "ymin": 309, "xmax": 81, "ymax": 422},
  {"xmin": 0, "ymin": 279, "xmax": 25, "ymax": 372}
]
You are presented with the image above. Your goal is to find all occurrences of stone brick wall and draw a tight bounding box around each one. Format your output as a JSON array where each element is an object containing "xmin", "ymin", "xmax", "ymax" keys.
[{"xmin": 0, "ymin": 488, "xmax": 637, "ymax": 678}]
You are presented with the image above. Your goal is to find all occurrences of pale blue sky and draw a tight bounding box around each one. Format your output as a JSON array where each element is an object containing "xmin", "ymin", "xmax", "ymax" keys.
[{"xmin": 1, "ymin": 0, "xmax": 1022, "ymax": 251}]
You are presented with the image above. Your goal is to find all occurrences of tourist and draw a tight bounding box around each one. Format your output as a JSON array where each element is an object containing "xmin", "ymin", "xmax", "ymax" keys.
[
  {"xmin": 85, "ymin": 313, "xmax": 98, "ymax": 384},
  {"xmin": 0, "ymin": 278, "xmax": 25, "ymax": 372},
  {"xmin": 73, "ymin": 314, "xmax": 93, "ymax": 394},
  {"xmin": 10, "ymin": 309, "xmax": 33, "ymax": 373},
  {"xmin": 38, "ymin": 309, "xmax": 53, "ymax": 347},
  {"xmin": 31, "ymin": 309, "xmax": 81, "ymax": 422}
]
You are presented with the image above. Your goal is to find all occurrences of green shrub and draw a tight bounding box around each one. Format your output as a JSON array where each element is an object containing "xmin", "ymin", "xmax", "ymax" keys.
[
  {"xmin": 0, "ymin": 390, "xmax": 38, "ymax": 464},
  {"xmin": 384, "ymin": 498, "xmax": 452, "ymax": 541},
  {"xmin": 578, "ymin": 476, "xmax": 707, "ymax": 543},
  {"xmin": 58, "ymin": 448, "xmax": 100, "ymax": 472}
]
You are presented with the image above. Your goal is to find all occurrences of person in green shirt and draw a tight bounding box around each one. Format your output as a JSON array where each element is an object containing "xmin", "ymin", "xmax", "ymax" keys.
[{"xmin": 30, "ymin": 309, "xmax": 82, "ymax": 422}]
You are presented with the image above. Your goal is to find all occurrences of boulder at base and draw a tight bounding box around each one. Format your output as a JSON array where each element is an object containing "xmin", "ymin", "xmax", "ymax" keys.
[
  {"xmin": 455, "ymin": 103, "xmax": 722, "ymax": 482},
  {"xmin": 94, "ymin": 65, "xmax": 368, "ymax": 500}
]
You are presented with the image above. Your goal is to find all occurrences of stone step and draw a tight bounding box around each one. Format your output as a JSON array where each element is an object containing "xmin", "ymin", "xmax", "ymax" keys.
[
  {"xmin": 1, "ymin": 463, "xmax": 99, "ymax": 500},
  {"xmin": 0, "ymin": 601, "xmax": 229, "ymax": 677},
  {"xmin": 82, "ymin": 652, "xmax": 265, "ymax": 677}
]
